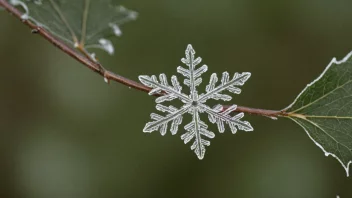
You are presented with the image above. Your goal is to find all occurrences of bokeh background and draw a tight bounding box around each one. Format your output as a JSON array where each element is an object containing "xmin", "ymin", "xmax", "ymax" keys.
[{"xmin": 1, "ymin": 0, "xmax": 352, "ymax": 197}]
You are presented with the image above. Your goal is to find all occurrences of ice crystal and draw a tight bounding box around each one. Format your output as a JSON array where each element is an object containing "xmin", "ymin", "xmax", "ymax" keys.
[{"xmin": 139, "ymin": 44, "xmax": 253, "ymax": 159}]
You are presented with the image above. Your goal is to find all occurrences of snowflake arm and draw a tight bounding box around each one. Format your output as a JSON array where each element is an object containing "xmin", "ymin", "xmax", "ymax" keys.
[
  {"xmin": 201, "ymin": 104, "xmax": 254, "ymax": 133},
  {"xmin": 144, "ymin": 104, "xmax": 191, "ymax": 135},
  {"xmin": 181, "ymin": 108, "xmax": 215, "ymax": 159},
  {"xmin": 139, "ymin": 74, "xmax": 191, "ymax": 103},
  {"xmin": 177, "ymin": 44, "xmax": 208, "ymax": 100},
  {"xmin": 199, "ymin": 72, "xmax": 251, "ymax": 103}
]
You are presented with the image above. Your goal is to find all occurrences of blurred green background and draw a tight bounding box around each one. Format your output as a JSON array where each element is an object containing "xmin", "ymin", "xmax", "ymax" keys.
[{"xmin": 1, "ymin": 0, "xmax": 352, "ymax": 197}]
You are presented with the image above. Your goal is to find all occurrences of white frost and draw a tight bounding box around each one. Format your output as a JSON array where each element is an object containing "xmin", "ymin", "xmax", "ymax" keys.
[
  {"xmin": 109, "ymin": 23, "xmax": 122, "ymax": 36},
  {"xmin": 118, "ymin": 6, "xmax": 138, "ymax": 20},
  {"xmin": 33, "ymin": 0, "xmax": 42, "ymax": 5},
  {"xmin": 139, "ymin": 44, "xmax": 253, "ymax": 159},
  {"xmin": 9, "ymin": 0, "xmax": 29, "ymax": 19},
  {"xmin": 98, "ymin": 38, "xmax": 114, "ymax": 55}
]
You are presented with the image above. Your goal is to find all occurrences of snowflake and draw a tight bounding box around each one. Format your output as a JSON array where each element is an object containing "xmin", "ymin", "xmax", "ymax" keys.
[{"xmin": 139, "ymin": 44, "xmax": 253, "ymax": 159}]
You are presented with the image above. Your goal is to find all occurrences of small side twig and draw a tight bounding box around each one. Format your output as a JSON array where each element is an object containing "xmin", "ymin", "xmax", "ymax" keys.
[{"xmin": 0, "ymin": 0, "xmax": 288, "ymax": 119}]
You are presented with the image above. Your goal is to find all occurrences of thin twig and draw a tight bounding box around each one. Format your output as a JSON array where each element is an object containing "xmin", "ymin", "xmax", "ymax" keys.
[
  {"xmin": 0, "ymin": 0, "xmax": 288, "ymax": 118},
  {"xmin": 0, "ymin": 0, "xmax": 149, "ymax": 91}
]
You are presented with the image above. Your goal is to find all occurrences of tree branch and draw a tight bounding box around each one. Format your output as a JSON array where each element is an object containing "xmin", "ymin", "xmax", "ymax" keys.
[{"xmin": 0, "ymin": 0, "xmax": 288, "ymax": 118}]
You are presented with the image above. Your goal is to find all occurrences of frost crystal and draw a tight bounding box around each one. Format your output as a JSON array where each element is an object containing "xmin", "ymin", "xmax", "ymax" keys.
[{"xmin": 139, "ymin": 44, "xmax": 253, "ymax": 159}]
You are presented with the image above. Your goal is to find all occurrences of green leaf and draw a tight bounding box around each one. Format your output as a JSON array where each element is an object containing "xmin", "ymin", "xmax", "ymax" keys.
[
  {"xmin": 8, "ymin": 0, "xmax": 137, "ymax": 55},
  {"xmin": 284, "ymin": 51, "xmax": 352, "ymax": 176}
]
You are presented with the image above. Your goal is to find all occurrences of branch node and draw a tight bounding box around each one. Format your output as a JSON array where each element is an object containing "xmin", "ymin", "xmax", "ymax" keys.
[
  {"xmin": 74, "ymin": 42, "xmax": 79, "ymax": 48},
  {"xmin": 31, "ymin": 28, "xmax": 39, "ymax": 34},
  {"xmin": 103, "ymin": 72, "xmax": 110, "ymax": 84}
]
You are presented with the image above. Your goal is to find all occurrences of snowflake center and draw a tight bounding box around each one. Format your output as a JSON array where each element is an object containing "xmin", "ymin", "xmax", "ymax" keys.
[{"xmin": 192, "ymin": 101, "xmax": 199, "ymax": 107}]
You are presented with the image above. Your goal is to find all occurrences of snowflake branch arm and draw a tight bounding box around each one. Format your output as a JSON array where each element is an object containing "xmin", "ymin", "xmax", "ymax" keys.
[
  {"xmin": 181, "ymin": 108, "xmax": 215, "ymax": 159},
  {"xmin": 139, "ymin": 74, "xmax": 191, "ymax": 103},
  {"xmin": 144, "ymin": 104, "xmax": 191, "ymax": 135},
  {"xmin": 199, "ymin": 72, "xmax": 251, "ymax": 102},
  {"xmin": 177, "ymin": 44, "xmax": 208, "ymax": 99},
  {"xmin": 201, "ymin": 104, "xmax": 253, "ymax": 133}
]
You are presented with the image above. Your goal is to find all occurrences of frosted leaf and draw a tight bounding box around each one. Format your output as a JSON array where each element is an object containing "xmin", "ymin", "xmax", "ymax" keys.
[
  {"xmin": 139, "ymin": 44, "xmax": 253, "ymax": 159},
  {"xmin": 7, "ymin": 0, "xmax": 137, "ymax": 55},
  {"xmin": 284, "ymin": 51, "xmax": 352, "ymax": 176}
]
